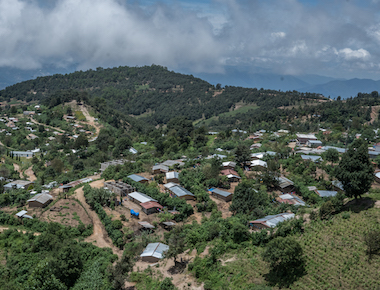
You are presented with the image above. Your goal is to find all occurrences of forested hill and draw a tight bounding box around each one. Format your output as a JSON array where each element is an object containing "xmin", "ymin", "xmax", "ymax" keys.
[{"xmin": 0, "ymin": 65, "xmax": 326, "ymax": 125}]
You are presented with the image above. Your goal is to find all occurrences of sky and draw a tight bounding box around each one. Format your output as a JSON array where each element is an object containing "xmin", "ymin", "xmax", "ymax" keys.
[{"xmin": 1, "ymin": 0, "xmax": 380, "ymax": 79}]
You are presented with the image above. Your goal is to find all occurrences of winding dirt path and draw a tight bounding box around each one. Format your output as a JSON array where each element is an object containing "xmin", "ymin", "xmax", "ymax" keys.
[
  {"xmin": 74, "ymin": 181, "xmax": 122, "ymax": 257},
  {"xmin": 25, "ymin": 166, "xmax": 37, "ymax": 182},
  {"xmin": 13, "ymin": 163, "xmax": 23, "ymax": 179},
  {"xmin": 29, "ymin": 117, "xmax": 65, "ymax": 133},
  {"xmin": 79, "ymin": 105, "xmax": 102, "ymax": 137}
]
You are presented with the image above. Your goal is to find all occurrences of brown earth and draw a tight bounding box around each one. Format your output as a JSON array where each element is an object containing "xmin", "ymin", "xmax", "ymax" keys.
[
  {"xmin": 25, "ymin": 166, "xmax": 37, "ymax": 182},
  {"xmin": 13, "ymin": 163, "xmax": 23, "ymax": 179}
]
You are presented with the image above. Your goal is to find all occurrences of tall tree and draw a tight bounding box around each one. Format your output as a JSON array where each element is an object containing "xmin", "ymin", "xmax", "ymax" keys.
[
  {"xmin": 234, "ymin": 144, "xmax": 250, "ymax": 167},
  {"xmin": 336, "ymin": 138, "xmax": 374, "ymax": 199}
]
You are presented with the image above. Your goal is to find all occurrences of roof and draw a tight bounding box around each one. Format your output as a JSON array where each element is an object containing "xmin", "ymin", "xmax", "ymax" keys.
[
  {"xmin": 250, "ymin": 213, "xmax": 295, "ymax": 228},
  {"xmin": 301, "ymin": 155, "xmax": 323, "ymax": 162},
  {"xmin": 220, "ymin": 169, "xmax": 240, "ymax": 177},
  {"xmin": 251, "ymin": 160, "xmax": 267, "ymax": 167},
  {"xmin": 128, "ymin": 191, "xmax": 157, "ymax": 204},
  {"xmin": 205, "ymin": 154, "xmax": 227, "ymax": 159},
  {"xmin": 152, "ymin": 164, "xmax": 169, "ymax": 171},
  {"xmin": 315, "ymin": 190, "xmax": 338, "ymax": 197},
  {"xmin": 296, "ymin": 133, "xmax": 317, "ymax": 139},
  {"xmin": 140, "ymin": 201, "xmax": 163, "ymax": 210},
  {"xmin": 166, "ymin": 171, "xmax": 179, "ymax": 180},
  {"xmin": 222, "ymin": 161, "xmax": 236, "ymax": 167},
  {"xmin": 169, "ymin": 185, "xmax": 195, "ymax": 198},
  {"xmin": 140, "ymin": 242, "xmax": 169, "ymax": 260},
  {"xmin": 277, "ymin": 176, "xmax": 294, "ymax": 189},
  {"xmin": 209, "ymin": 188, "xmax": 233, "ymax": 197},
  {"xmin": 129, "ymin": 147, "xmax": 138, "ymax": 154},
  {"xmin": 307, "ymin": 140, "xmax": 322, "ymax": 144},
  {"xmin": 27, "ymin": 193, "xmax": 53, "ymax": 204},
  {"xmin": 15, "ymin": 210, "xmax": 27, "ymax": 217},
  {"xmin": 161, "ymin": 160, "xmax": 185, "ymax": 167},
  {"xmin": 128, "ymin": 174, "xmax": 149, "ymax": 183},
  {"xmin": 278, "ymin": 194, "xmax": 306, "ymax": 206},
  {"xmin": 164, "ymin": 182, "xmax": 179, "ymax": 189},
  {"xmin": 138, "ymin": 221, "xmax": 155, "ymax": 229},
  {"xmin": 162, "ymin": 221, "xmax": 176, "ymax": 226},
  {"xmin": 4, "ymin": 180, "xmax": 33, "ymax": 189},
  {"xmin": 332, "ymin": 180, "xmax": 344, "ymax": 191},
  {"xmin": 322, "ymin": 146, "xmax": 347, "ymax": 154}
]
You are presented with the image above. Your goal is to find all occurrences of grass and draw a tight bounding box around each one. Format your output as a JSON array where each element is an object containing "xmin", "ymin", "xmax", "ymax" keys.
[
  {"xmin": 135, "ymin": 84, "xmax": 150, "ymax": 91},
  {"xmin": 75, "ymin": 111, "xmax": 87, "ymax": 121}
]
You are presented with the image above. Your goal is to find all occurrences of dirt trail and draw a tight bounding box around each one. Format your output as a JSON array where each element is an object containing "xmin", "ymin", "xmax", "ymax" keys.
[
  {"xmin": 29, "ymin": 117, "xmax": 65, "ymax": 133},
  {"xmin": 367, "ymin": 105, "xmax": 380, "ymax": 124},
  {"xmin": 74, "ymin": 181, "xmax": 122, "ymax": 257},
  {"xmin": 13, "ymin": 163, "xmax": 23, "ymax": 179},
  {"xmin": 79, "ymin": 105, "xmax": 102, "ymax": 137},
  {"xmin": 0, "ymin": 226, "xmax": 40, "ymax": 236},
  {"xmin": 25, "ymin": 166, "xmax": 37, "ymax": 182}
]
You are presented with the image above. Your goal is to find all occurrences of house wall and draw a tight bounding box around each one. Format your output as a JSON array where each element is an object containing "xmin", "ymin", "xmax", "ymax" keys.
[
  {"xmin": 212, "ymin": 192, "xmax": 232, "ymax": 202},
  {"xmin": 28, "ymin": 200, "xmax": 52, "ymax": 208},
  {"xmin": 141, "ymin": 256, "xmax": 160, "ymax": 263},
  {"xmin": 166, "ymin": 177, "xmax": 179, "ymax": 184}
]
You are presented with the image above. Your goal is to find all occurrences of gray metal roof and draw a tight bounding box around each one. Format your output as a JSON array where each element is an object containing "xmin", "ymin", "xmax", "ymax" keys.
[
  {"xmin": 315, "ymin": 190, "xmax": 338, "ymax": 197},
  {"xmin": 27, "ymin": 193, "xmax": 53, "ymax": 204},
  {"xmin": 161, "ymin": 160, "xmax": 185, "ymax": 167},
  {"xmin": 277, "ymin": 176, "xmax": 294, "ymax": 189},
  {"xmin": 209, "ymin": 188, "xmax": 232, "ymax": 197},
  {"xmin": 140, "ymin": 242, "xmax": 169, "ymax": 260},
  {"xmin": 152, "ymin": 164, "xmax": 169, "ymax": 171},
  {"xmin": 16, "ymin": 210, "xmax": 27, "ymax": 217},
  {"xmin": 301, "ymin": 155, "xmax": 323, "ymax": 162},
  {"xmin": 251, "ymin": 213, "xmax": 295, "ymax": 228},
  {"xmin": 166, "ymin": 171, "xmax": 179, "ymax": 180},
  {"xmin": 128, "ymin": 174, "xmax": 149, "ymax": 182},
  {"xmin": 128, "ymin": 192, "xmax": 157, "ymax": 204},
  {"xmin": 169, "ymin": 186, "xmax": 194, "ymax": 198}
]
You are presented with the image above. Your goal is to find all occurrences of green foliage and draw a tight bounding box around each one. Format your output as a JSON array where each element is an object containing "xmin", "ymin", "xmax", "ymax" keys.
[
  {"xmin": 336, "ymin": 138, "xmax": 374, "ymax": 199},
  {"xmin": 364, "ymin": 229, "xmax": 380, "ymax": 260},
  {"xmin": 234, "ymin": 144, "xmax": 250, "ymax": 166}
]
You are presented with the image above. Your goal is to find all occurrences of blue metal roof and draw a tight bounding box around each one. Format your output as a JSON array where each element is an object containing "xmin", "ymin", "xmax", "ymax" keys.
[{"xmin": 128, "ymin": 174, "xmax": 148, "ymax": 182}]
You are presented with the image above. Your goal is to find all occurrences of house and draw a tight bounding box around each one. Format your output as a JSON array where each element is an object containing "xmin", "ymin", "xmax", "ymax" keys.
[
  {"xmin": 59, "ymin": 184, "xmax": 73, "ymax": 193},
  {"xmin": 222, "ymin": 161, "xmax": 236, "ymax": 170},
  {"xmin": 306, "ymin": 140, "xmax": 323, "ymax": 148},
  {"xmin": 104, "ymin": 181, "xmax": 135, "ymax": 196},
  {"xmin": 250, "ymin": 160, "xmax": 267, "ymax": 171},
  {"xmin": 4, "ymin": 180, "xmax": 34, "ymax": 191},
  {"xmin": 166, "ymin": 171, "xmax": 179, "ymax": 183},
  {"xmin": 209, "ymin": 188, "xmax": 233, "ymax": 202},
  {"xmin": 127, "ymin": 191, "xmax": 157, "ymax": 205},
  {"xmin": 167, "ymin": 185, "xmax": 195, "ymax": 200},
  {"xmin": 301, "ymin": 155, "xmax": 323, "ymax": 163},
  {"xmin": 220, "ymin": 169, "xmax": 241, "ymax": 182},
  {"xmin": 27, "ymin": 193, "xmax": 53, "ymax": 208},
  {"xmin": 375, "ymin": 172, "xmax": 380, "ymax": 183},
  {"xmin": 296, "ymin": 133, "xmax": 317, "ymax": 144},
  {"xmin": 277, "ymin": 194, "xmax": 305, "ymax": 206},
  {"xmin": 322, "ymin": 146, "xmax": 346, "ymax": 154},
  {"xmin": 23, "ymin": 111, "xmax": 35, "ymax": 116},
  {"xmin": 315, "ymin": 189, "xmax": 338, "ymax": 198},
  {"xmin": 250, "ymin": 143, "xmax": 262, "ymax": 149},
  {"xmin": 127, "ymin": 174, "xmax": 149, "ymax": 184},
  {"xmin": 277, "ymin": 176, "xmax": 295, "ymax": 193},
  {"xmin": 249, "ymin": 213, "xmax": 295, "ymax": 229},
  {"xmin": 140, "ymin": 242, "xmax": 169, "ymax": 263},
  {"xmin": 152, "ymin": 164, "xmax": 169, "ymax": 174},
  {"xmin": 140, "ymin": 201, "xmax": 163, "ymax": 215},
  {"xmin": 9, "ymin": 151, "xmax": 35, "ymax": 158},
  {"xmin": 251, "ymin": 151, "xmax": 276, "ymax": 160}
]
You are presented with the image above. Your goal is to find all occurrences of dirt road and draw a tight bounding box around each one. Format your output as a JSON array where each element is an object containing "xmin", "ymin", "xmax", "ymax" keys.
[
  {"xmin": 29, "ymin": 117, "xmax": 65, "ymax": 133},
  {"xmin": 13, "ymin": 163, "xmax": 23, "ymax": 179},
  {"xmin": 79, "ymin": 105, "xmax": 102, "ymax": 137},
  {"xmin": 25, "ymin": 166, "xmax": 37, "ymax": 182},
  {"xmin": 74, "ymin": 181, "xmax": 122, "ymax": 257}
]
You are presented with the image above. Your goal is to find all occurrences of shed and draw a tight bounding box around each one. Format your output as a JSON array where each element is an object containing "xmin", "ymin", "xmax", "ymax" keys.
[
  {"xmin": 15, "ymin": 210, "xmax": 33, "ymax": 219},
  {"xmin": 128, "ymin": 191, "xmax": 157, "ymax": 204},
  {"xmin": 209, "ymin": 188, "xmax": 233, "ymax": 202},
  {"xmin": 222, "ymin": 161, "xmax": 236, "ymax": 170},
  {"xmin": 27, "ymin": 193, "xmax": 53, "ymax": 208},
  {"xmin": 140, "ymin": 201, "xmax": 163, "ymax": 215},
  {"xmin": 138, "ymin": 221, "xmax": 155, "ymax": 230},
  {"xmin": 249, "ymin": 213, "xmax": 295, "ymax": 230},
  {"xmin": 250, "ymin": 160, "xmax": 267, "ymax": 170},
  {"xmin": 277, "ymin": 176, "xmax": 295, "ymax": 193},
  {"xmin": 140, "ymin": 242, "xmax": 169, "ymax": 263},
  {"xmin": 168, "ymin": 185, "xmax": 195, "ymax": 200},
  {"xmin": 277, "ymin": 194, "xmax": 305, "ymax": 206},
  {"xmin": 166, "ymin": 171, "xmax": 179, "ymax": 183},
  {"xmin": 220, "ymin": 169, "xmax": 241, "ymax": 182},
  {"xmin": 315, "ymin": 190, "xmax": 338, "ymax": 198},
  {"xmin": 127, "ymin": 174, "xmax": 149, "ymax": 184}
]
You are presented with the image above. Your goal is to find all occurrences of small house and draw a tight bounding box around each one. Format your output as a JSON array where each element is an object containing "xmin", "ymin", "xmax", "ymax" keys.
[
  {"xmin": 128, "ymin": 191, "xmax": 157, "ymax": 205},
  {"xmin": 140, "ymin": 242, "xmax": 169, "ymax": 263},
  {"xmin": 4, "ymin": 180, "xmax": 34, "ymax": 191},
  {"xmin": 168, "ymin": 185, "xmax": 195, "ymax": 200},
  {"xmin": 140, "ymin": 201, "xmax": 163, "ymax": 215},
  {"xmin": 209, "ymin": 188, "xmax": 233, "ymax": 202},
  {"xmin": 315, "ymin": 189, "xmax": 338, "ymax": 198},
  {"xmin": 15, "ymin": 210, "xmax": 33, "ymax": 220},
  {"xmin": 220, "ymin": 169, "xmax": 241, "ymax": 182},
  {"xmin": 166, "ymin": 171, "xmax": 179, "ymax": 184},
  {"xmin": 301, "ymin": 155, "xmax": 323, "ymax": 163},
  {"xmin": 306, "ymin": 140, "xmax": 323, "ymax": 148},
  {"xmin": 27, "ymin": 193, "xmax": 53, "ymax": 208},
  {"xmin": 127, "ymin": 174, "xmax": 149, "ymax": 184},
  {"xmin": 249, "ymin": 213, "xmax": 295, "ymax": 230},
  {"xmin": 152, "ymin": 164, "xmax": 169, "ymax": 174},
  {"xmin": 222, "ymin": 161, "xmax": 236, "ymax": 170},
  {"xmin": 277, "ymin": 194, "xmax": 305, "ymax": 206},
  {"xmin": 296, "ymin": 133, "xmax": 317, "ymax": 144},
  {"xmin": 161, "ymin": 160, "xmax": 185, "ymax": 168},
  {"xmin": 277, "ymin": 176, "xmax": 294, "ymax": 193},
  {"xmin": 250, "ymin": 160, "xmax": 267, "ymax": 171}
]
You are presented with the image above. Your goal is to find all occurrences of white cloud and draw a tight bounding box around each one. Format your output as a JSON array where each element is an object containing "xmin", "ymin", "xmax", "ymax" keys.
[{"xmin": 338, "ymin": 48, "xmax": 370, "ymax": 60}]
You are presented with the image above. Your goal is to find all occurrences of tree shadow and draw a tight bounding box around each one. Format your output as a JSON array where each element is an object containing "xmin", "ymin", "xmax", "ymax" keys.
[
  {"xmin": 264, "ymin": 262, "xmax": 306, "ymax": 288},
  {"xmin": 342, "ymin": 197, "xmax": 375, "ymax": 213}
]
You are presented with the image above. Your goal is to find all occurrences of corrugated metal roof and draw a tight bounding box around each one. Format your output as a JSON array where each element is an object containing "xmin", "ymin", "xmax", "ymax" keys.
[
  {"xmin": 250, "ymin": 213, "xmax": 295, "ymax": 228},
  {"xmin": 128, "ymin": 192, "xmax": 156, "ymax": 204},
  {"xmin": 27, "ymin": 193, "xmax": 53, "ymax": 204},
  {"xmin": 164, "ymin": 182, "xmax": 179, "ymax": 189},
  {"xmin": 315, "ymin": 190, "xmax": 338, "ymax": 197},
  {"xmin": 140, "ymin": 201, "xmax": 163, "ymax": 209},
  {"xmin": 152, "ymin": 164, "xmax": 169, "ymax": 171},
  {"xmin": 301, "ymin": 155, "xmax": 323, "ymax": 162},
  {"xmin": 166, "ymin": 172, "xmax": 179, "ymax": 180},
  {"xmin": 140, "ymin": 242, "xmax": 169, "ymax": 259},
  {"xmin": 128, "ymin": 174, "xmax": 149, "ymax": 182},
  {"xmin": 16, "ymin": 210, "xmax": 27, "ymax": 217},
  {"xmin": 169, "ymin": 186, "xmax": 194, "ymax": 197},
  {"xmin": 209, "ymin": 188, "xmax": 232, "ymax": 197},
  {"xmin": 277, "ymin": 176, "xmax": 294, "ymax": 189}
]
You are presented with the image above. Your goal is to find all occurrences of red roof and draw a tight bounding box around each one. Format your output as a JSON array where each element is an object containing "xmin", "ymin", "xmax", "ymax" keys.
[
  {"xmin": 220, "ymin": 169, "xmax": 240, "ymax": 177},
  {"xmin": 140, "ymin": 201, "xmax": 163, "ymax": 210}
]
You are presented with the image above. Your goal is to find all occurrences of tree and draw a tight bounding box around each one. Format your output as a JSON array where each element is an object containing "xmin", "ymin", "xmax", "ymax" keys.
[
  {"xmin": 51, "ymin": 158, "xmax": 64, "ymax": 173},
  {"xmin": 336, "ymin": 138, "xmax": 374, "ymax": 199},
  {"xmin": 108, "ymin": 254, "xmax": 134, "ymax": 289},
  {"xmin": 234, "ymin": 144, "xmax": 250, "ymax": 167},
  {"xmin": 262, "ymin": 236, "xmax": 305, "ymax": 286},
  {"xmin": 323, "ymin": 148, "xmax": 339, "ymax": 166},
  {"xmin": 364, "ymin": 229, "xmax": 380, "ymax": 260},
  {"xmin": 166, "ymin": 226, "xmax": 186, "ymax": 264},
  {"xmin": 229, "ymin": 181, "xmax": 269, "ymax": 215},
  {"xmin": 74, "ymin": 134, "xmax": 88, "ymax": 149}
]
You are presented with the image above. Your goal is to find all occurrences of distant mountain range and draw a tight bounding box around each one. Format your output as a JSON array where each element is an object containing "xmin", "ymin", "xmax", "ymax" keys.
[{"xmin": 1, "ymin": 65, "xmax": 380, "ymax": 99}]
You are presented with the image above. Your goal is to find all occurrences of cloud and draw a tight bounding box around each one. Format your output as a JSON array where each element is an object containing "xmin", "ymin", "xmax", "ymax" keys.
[{"xmin": 1, "ymin": 0, "xmax": 380, "ymax": 78}]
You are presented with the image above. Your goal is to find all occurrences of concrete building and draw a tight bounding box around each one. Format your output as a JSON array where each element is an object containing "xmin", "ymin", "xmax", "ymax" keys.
[{"xmin": 104, "ymin": 181, "xmax": 135, "ymax": 196}]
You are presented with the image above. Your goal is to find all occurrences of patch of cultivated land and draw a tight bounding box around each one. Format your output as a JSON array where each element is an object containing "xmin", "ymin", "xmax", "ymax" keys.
[{"xmin": 40, "ymin": 198, "xmax": 91, "ymax": 227}]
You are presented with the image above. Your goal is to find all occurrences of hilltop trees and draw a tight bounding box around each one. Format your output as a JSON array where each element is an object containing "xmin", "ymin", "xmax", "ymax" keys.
[{"xmin": 336, "ymin": 138, "xmax": 374, "ymax": 199}]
